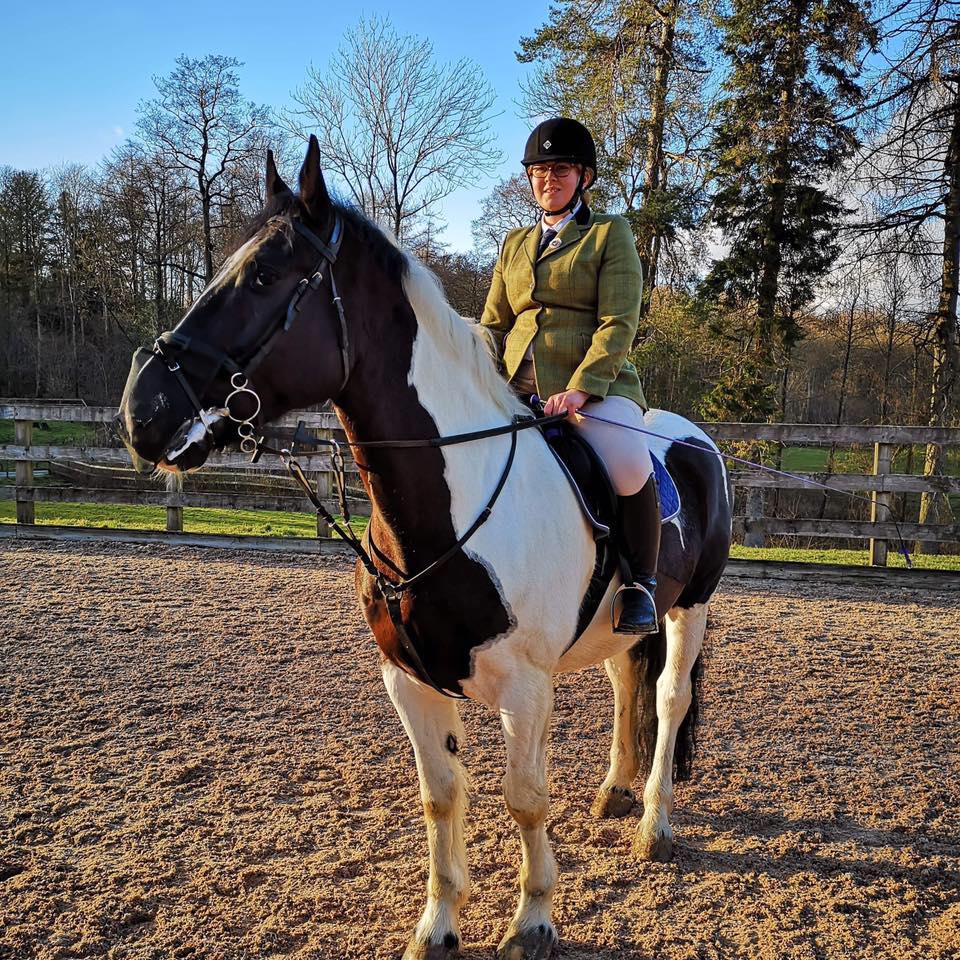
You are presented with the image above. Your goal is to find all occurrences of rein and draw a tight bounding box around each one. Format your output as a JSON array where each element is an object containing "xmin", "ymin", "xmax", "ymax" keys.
[
  {"xmin": 156, "ymin": 208, "xmax": 916, "ymax": 697},
  {"xmin": 275, "ymin": 412, "xmax": 568, "ymax": 699}
]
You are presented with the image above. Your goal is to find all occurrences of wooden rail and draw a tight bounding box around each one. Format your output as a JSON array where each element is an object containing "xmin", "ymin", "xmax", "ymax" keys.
[
  {"xmin": 3, "ymin": 402, "xmax": 959, "ymax": 569},
  {"xmin": 697, "ymin": 423, "xmax": 959, "ymax": 564}
]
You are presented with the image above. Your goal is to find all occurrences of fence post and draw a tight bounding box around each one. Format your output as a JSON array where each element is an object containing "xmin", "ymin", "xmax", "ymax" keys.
[
  {"xmin": 315, "ymin": 422, "xmax": 332, "ymax": 538},
  {"xmin": 14, "ymin": 419, "xmax": 35, "ymax": 525},
  {"xmin": 166, "ymin": 504, "xmax": 184, "ymax": 533},
  {"xmin": 743, "ymin": 486, "xmax": 765, "ymax": 547},
  {"xmin": 869, "ymin": 442, "xmax": 893, "ymax": 566}
]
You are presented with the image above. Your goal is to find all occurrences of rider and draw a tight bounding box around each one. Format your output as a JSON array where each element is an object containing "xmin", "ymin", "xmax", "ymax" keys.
[{"xmin": 480, "ymin": 117, "xmax": 660, "ymax": 635}]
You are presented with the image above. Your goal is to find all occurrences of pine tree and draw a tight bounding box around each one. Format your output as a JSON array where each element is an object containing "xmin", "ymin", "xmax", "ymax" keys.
[
  {"xmin": 701, "ymin": 0, "xmax": 876, "ymax": 419},
  {"xmin": 518, "ymin": 0, "xmax": 715, "ymax": 322}
]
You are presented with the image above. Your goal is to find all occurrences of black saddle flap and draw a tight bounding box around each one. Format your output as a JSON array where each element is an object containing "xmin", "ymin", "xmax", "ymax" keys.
[
  {"xmin": 535, "ymin": 416, "xmax": 620, "ymax": 642},
  {"xmin": 540, "ymin": 419, "xmax": 616, "ymax": 541}
]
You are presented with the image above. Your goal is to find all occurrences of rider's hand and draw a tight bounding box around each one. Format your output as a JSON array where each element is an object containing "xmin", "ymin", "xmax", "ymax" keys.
[{"xmin": 543, "ymin": 389, "xmax": 591, "ymax": 420}]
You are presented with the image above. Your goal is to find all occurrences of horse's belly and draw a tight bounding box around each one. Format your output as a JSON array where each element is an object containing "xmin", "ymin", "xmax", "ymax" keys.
[{"xmin": 554, "ymin": 574, "xmax": 636, "ymax": 673}]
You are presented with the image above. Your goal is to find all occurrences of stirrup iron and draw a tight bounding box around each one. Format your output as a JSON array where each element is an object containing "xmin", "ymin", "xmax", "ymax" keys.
[{"xmin": 612, "ymin": 581, "xmax": 658, "ymax": 635}]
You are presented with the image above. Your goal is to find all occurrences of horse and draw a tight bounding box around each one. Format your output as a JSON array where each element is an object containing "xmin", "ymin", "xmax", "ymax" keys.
[{"xmin": 118, "ymin": 136, "xmax": 732, "ymax": 960}]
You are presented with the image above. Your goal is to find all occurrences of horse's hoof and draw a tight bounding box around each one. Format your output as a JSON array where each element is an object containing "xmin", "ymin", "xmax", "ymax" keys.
[
  {"xmin": 633, "ymin": 829, "xmax": 674, "ymax": 862},
  {"xmin": 402, "ymin": 932, "xmax": 460, "ymax": 959},
  {"xmin": 590, "ymin": 785, "xmax": 636, "ymax": 819},
  {"xmin": 496, "ymin": 923, "xmax": 557, "ymax": 960}
]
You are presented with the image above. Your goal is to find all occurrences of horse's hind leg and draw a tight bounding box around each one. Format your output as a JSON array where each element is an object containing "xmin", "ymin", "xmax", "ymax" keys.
[
  {"xmin": 634, "ymin": 602, "xmax": 707, "ymax": 862},
  {"xmin": 382, "ymin": 661, "xmax": 470, "ymax": 960},
  {"xmin": 497, "ymin": 669, "xmax": 558, "ymax": 960},
  {"xmin": 590, "ymin": 643, "xmax": 651, "ymax": 818}
]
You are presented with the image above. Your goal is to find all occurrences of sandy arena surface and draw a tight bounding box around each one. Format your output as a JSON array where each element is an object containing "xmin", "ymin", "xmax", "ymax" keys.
[{"xmin": 1, "ymin": 539, "xmax": 958, "ymax": 960}]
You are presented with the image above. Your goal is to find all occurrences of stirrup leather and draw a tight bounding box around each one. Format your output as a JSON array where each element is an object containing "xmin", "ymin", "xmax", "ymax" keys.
[{"xmin": 612, "ymin": 581, "xmax": 658, "ymax": 635}]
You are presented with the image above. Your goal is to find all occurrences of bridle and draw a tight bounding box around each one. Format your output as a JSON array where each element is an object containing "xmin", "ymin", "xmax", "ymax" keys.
[
  {"xmin": 144, "ymin": 208, "xmax": 569, "ymax": 699},
  {"xmin": 149, "ymin": 212, "xmax": 347, "ymax": 455}
]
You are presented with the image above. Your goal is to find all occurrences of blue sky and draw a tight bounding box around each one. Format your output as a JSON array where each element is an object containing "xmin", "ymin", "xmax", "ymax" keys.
[{"xmin": 0, "ymin": 0, "xmax": 551, "ymax": 250}]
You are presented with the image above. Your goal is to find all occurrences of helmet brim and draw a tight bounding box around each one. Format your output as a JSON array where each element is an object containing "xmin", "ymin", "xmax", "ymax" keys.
[{"xmin": 522, "ymin": 155, "xmax": 582, "ymax": 167}]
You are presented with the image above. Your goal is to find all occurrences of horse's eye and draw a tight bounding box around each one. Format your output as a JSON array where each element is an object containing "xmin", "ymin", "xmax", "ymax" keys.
[{"xmin": 251, "ymin": 265, "xmax": 278, "ymax": 289}]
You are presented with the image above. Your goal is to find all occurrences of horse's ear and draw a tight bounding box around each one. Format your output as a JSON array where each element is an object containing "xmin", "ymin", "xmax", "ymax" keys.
[
  {"xmin": 298, "ymin": 134, "xmax": 332, "ymax": 223},
  {"xmin": 266, "ymin": 149, "xmax": 291, "ymax": 199}
]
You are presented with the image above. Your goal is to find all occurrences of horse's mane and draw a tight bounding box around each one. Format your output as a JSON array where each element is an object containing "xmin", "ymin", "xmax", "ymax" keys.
[
  {"xmin": 399, "ymin": 256, "xmax": 524, "ymax": 419},
  {"xmin": 242, "ymin": 192, "xmax": 522, "ymax": 418}
]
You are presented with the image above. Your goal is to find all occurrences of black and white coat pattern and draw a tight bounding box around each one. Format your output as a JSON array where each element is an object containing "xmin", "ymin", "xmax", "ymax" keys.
[{"xmin": 118, "ymin": 137, "xmax": 733, "ymax": 960}]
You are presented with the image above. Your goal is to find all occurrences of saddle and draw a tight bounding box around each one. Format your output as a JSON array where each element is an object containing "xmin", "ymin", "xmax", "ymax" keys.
[{"xmin": 535, "ymin": 411, "xmax": 681, "ymax": 641}]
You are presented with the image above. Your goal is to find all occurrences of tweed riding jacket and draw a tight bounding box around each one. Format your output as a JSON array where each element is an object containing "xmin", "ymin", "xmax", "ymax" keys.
[{"xmin": 480, "ymin": 203, "xmax": 647, "ymax": 409}]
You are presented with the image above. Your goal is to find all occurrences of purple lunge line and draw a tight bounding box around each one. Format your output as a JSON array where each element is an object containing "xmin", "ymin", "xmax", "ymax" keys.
[{"xmin": 576, "ymin": 410, "xmax": 914, "ymax": 568}]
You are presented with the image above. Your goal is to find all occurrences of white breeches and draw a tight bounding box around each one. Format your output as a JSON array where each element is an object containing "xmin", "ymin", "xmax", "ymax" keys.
[{"xmin": 572, "ymin": 396, "xmax": 653, "ymax": 496}]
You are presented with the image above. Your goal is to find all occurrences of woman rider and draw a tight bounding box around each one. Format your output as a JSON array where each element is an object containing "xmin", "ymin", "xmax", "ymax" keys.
[{"xmin": 480, "ymin": 117, "xmax": 659, "ymax": 635}]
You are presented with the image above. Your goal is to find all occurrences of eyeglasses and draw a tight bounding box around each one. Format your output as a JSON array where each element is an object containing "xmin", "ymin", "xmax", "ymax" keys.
[{"xmin": 528, "ymin": 162, "xmax": 579, "ymax": 179}]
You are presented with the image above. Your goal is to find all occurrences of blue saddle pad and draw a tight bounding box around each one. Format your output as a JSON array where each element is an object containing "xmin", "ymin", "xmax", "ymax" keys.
[{"xmin": 652, "ymin": 453, "xmax": 680, "ymax": 525}]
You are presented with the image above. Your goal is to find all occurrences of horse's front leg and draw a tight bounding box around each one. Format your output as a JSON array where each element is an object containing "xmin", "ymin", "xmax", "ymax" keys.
[
  {"xmin": 497, "ymin": 669, "xmax": 557, "ymax": 960},
  {"xmin": 382, "ymin": 661, "xmax": 470, "ymax": 960}
]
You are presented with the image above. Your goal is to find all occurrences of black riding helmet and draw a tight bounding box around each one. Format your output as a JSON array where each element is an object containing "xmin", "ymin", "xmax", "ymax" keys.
[{"xmin": 522, "ymin": 117, "xmax": 597, "ymax": 215}]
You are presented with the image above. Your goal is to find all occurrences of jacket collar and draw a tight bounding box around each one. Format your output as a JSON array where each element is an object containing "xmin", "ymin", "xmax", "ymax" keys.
[
  {"xmin": 540, "ymin": 204, "xmax": 593, "ymax": 261},
  {"xmin": 519, "ymin": 204, "xmax": 594, "ymax": 268}
]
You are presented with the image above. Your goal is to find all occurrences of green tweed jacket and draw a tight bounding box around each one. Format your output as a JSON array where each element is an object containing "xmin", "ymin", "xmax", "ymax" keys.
[{"xmin": 480, "ymin": 204, "xmax": 647, "ymax": 408}]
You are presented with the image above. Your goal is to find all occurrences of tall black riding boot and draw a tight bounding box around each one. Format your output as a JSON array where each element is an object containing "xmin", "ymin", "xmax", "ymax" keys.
[{"xmin": 613, "ymin": 475, "xmax": 661, "ymax": 635}]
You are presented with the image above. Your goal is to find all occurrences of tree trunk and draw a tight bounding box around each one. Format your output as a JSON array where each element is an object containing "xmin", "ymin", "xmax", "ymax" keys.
[
  {"xmin": 756, "ymin": 0, "xmax": 805, "ymax": 370},
  {"xmin": 757, "ymin": 134, "xmax": 789, "ymax": 356},
  {"xmin": 155, "ymin": 185, "xmax": 166, "ymax": 335},
  {"xmin": 637, "ymin": 3, "xmax": 677, "ymax": 326},
  {"xmin": 916, "ymin": 81, "xmax": 960, "ymax": 552},
  {"xmin": 68, "ymin": 259, "xmax": 78, "ymax": 398},
  {"xmin": 201, "ymin": 183, "xmax": 214, "ymax": 284},
  {"xmin": 879, "ymin": 307, "xmax": 896, "ymax": 423},
  {"xmin": 32, "ymin": 250, "xmax": 41, "ymax": 397}
]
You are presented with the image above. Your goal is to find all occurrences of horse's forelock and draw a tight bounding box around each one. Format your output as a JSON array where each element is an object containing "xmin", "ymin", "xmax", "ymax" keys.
[
  {"xmin": 227, "ymin": 218, "xmax": 295, "ymax": 288},
  {"xmin": 240, "ymin": 191, "xmax": 300, "ymax": 244}
]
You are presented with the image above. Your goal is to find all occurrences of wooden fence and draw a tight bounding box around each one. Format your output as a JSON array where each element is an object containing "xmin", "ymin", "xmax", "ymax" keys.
[{"xmin": 3, "ymin": 402, "xmax": 959, "ymax": 585}]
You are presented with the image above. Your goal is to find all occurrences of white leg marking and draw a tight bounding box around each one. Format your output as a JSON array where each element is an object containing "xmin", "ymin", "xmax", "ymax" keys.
[
  {"xmin": 498, "ymin": 670, "xmax": 558, "ymax": 951},
  {"xmin": 636, "ymin": 602, "xmax": 708, "ymax": 860},
  {"xmin": 382, "ymin": 661, "xmax": 469, "ymax": 955}
]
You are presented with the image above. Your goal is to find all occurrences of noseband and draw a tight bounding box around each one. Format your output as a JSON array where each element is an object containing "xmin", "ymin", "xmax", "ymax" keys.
[{"xmin": 150, "ymin": 213, "xmax": 348, "ymax": 455}]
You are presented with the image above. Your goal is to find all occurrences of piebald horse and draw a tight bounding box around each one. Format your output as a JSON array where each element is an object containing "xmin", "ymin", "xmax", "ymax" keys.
[{"xmin": 119, "ymin": 137, "xmax": 732, "ymax": 960}]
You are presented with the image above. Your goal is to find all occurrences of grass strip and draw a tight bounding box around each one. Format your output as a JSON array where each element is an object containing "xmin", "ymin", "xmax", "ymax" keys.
[
  {"xmin": 3, "ymin": 501, "xmax": 957, "ymax": 569},
  {"xmin": 730, "ymin": 545, "xmax": 960, "ymax": 571},
  {"xmin": 0, "ymin": 501, "xmax": 368, "ymax": 539}
]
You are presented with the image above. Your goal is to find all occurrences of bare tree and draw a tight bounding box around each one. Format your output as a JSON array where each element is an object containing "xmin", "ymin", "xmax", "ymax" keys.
[
  {"xmin": 849, "ymin": 0, "xmax": 960, "ymax": 543},
  {"xmin": 137, "ymin": 55, "xmax": 270, "ymax": 282},
  {"xmin": 471, "ymin": 174, "xmax": 541, "ymax": 256},
  {"xmin": 284, "ymin": 15, "xmax": 501, "ymax": 242},
  {"xmin": 48, "ymin": 163, "xmax": 92, "ymax": 396}
]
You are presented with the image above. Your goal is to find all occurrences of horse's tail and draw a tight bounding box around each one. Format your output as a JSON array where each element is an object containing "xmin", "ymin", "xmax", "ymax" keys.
[
  {"xmin": 635, "ymin": 618, "xmax": 705, "ymax": 783},
  {"xmin": 635, "ymin": 624, "xmax": 665, "ymax": 776},
  {"xmin": 674, "ymin": 651, "xmax": 703, "ymax": 781}
]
